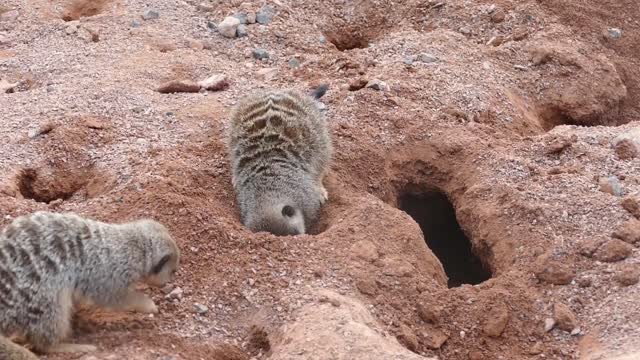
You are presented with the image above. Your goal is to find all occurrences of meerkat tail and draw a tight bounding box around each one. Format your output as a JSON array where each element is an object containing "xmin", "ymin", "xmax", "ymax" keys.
[
  {"xmin": 0, "ymin": 336, "xmax": 39, "ymax": 360},
  {"xmin": 310, "ymin": 83, "xmax": 329, "ymax": 99}
]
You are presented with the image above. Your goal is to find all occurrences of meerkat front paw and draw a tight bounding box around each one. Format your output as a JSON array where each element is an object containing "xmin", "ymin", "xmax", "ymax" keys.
[
  {"xmin": 318, "ymin": 185, "xmax": 329, "ymax": 204},
  {"xmin": 116, "ymin": 290, "xmax": 159, "ymax": 313}
]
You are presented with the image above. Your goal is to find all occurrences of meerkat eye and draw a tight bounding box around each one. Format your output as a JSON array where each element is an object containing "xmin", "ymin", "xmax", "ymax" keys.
[
  {"xmin": 152, "ymin": 254, "xmax": 171, "ymax": 274},
  {"xmin": 282, "ymin": 205, "xmax": 295, "ymax": 217}
]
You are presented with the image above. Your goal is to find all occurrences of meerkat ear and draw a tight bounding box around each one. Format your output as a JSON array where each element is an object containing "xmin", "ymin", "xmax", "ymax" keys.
[
  {"xmin": 282, "ymin": 205, "xmax": 295, "ymax": 217},
  {"xmin": 152, "ymin": 254, "xmax": 171, "ymax": 274}
]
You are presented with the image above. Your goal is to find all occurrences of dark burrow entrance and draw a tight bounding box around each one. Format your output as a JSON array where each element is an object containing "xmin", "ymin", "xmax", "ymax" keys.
[{"xmin": 398, "ymin": 190, "xmax": 492, "ymax": 288}]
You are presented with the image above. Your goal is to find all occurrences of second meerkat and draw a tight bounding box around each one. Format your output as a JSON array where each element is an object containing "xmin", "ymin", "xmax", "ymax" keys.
[
  {"xmin": 228, "ymin": 85, "xmax": 332, "ymax": 236},
  {"xmin": 0, "ymin": 211, "xmax": 180, "ymax": 356}
]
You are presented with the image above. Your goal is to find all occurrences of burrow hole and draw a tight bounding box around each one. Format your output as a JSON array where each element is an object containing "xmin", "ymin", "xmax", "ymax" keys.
[
  {"xmin": 16, "ymin": 167, "xmax": 109, "ymax": 203},
  {"xmin": 61, "ymin": 0, "xmax": 111, "ymax": 21},
  {"xmin": 323, "ymin": 28, "xmax": 371, "ymax": 51},
  {"xmin": 398, "ymin": 190, "xmax": 492, "ymax": 288}
]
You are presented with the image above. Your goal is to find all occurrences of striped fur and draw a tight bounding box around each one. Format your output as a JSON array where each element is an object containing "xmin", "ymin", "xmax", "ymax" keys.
[
  {"xmin": 227, "ymin": 85, "xmax": 332, "ymax": 235},
  {"xmin": 0, "ymin": 212, "xmax": 180, "ymax": 354}
]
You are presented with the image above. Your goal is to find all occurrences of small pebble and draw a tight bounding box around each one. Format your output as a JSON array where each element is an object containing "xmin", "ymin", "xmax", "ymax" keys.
[
  {"xmin": 217, "ymin": 16, "xmax": 240, "ymax": 38},
  {"xmin": 193, "ymin": 303, "xmax": 209, "ymax": 314},
  {"xmin": 319, "ymin": 35, "xmax": 327, "ymax": 44},
  {"xmin": 207, "ymin": 21, "xmax": 217, "ymax": 31},
  {"xmin": 131, "ymin": 19, "xmax": 142, "ymax": 28},
  {"xmin": 142, "ymin": 9, "xmax": 159, "ymax": 21},
  {"xmin": 236, "ymin": 24, "xmax": 248, "ymax": 37},
  {"xmin": 599, "ymin": 176, "xmax": 623, "ymax": 196},
  {"xmin": 544, "ymin": 318, "xmax": 555, "ymax": 332},
  {"xmin": 256, "ymin": 5, "xmax": 275, "ymax": 24},
  {"xmin": 418, "ymin": 53, "xmax": 438, "ymax": 63},
  {"xmin": 365, "ymin": 79, "xmax": 389, "ymax": 91},
  {"xmin": 246, "ymin": 11, "xmax": 256, "ymax": 24},
  {"xmin": 165, "ymin": 287, "xmax": 183, "ymax": 300},
  {"xmin": 233, "ymin": 12, "xmax": 248, "ymax": 24},
  {"xmin": 403, "ymin": 56, "xmax": 414, "ymax": 65},
  {"xmin": 252, "ymin": 48, "xmax": 270, "ymax": 60},
  {"xmin": 607, "ymin": 27, "xmax": 622, "ymax": 39},
  {"xmin": 288, "ymin": 58, "xmax": 301, "ymax": 68}
]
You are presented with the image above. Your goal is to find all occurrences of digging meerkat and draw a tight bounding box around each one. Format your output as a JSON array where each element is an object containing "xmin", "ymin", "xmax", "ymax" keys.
[
  {"xmin": 0, "ymin": 211, "xmax": 180, "ymax": 357},
  {"xmin": 227, "ymin": 84, "xmax": 333, "ymax": 236}
]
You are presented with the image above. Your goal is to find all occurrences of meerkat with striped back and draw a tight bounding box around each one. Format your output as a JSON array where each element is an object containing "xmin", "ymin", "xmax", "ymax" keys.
[
  {"xmin": 0, "ymin": 211, "xmax": 180, "ymax": 357},
  {"xmin": 228, "ymin": 84, "xmax": 332, "ymax": 236}
]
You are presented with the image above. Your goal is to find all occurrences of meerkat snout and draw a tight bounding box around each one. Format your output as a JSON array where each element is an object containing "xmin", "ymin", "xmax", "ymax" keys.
[{"xmin": 135, "ymin": 219, "xmax": 180, "ymax": 287}]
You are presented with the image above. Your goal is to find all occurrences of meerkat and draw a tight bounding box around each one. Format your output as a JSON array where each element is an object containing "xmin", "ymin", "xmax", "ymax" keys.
[
  {"xmin": 227, "ymin": 84, "xmax": 332, "ymax": 236},
  {"xmin": 0, "ymin": 335, "xmax": 38, "ymax": 360},
  {"xmin": 0, "ymin": 211, "xmax": 180, "ymax": 356}
]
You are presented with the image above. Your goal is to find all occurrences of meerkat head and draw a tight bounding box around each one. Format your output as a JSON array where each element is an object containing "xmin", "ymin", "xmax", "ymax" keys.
[
  {"xmin": 134, "ymin": 220, "xmax": 180, "ymax": 287},
  {"xmin": 244, "ymin": 181, "xmax": 322, "ymax": 236}
]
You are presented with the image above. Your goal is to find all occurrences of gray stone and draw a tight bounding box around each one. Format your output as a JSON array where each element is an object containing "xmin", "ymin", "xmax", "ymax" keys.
[
  {"xmin": 252, "ymin": 48, "xmax": 270, "ymax": 60},
  {"xmin": 319, "ymin": 35, "xmax": 327, "ymax": 44},
  {"xmin": 207, "ymin": 20, "xmax": 217, "ymax": 31},
  {"xmin": 193, "ymin": 303, "xmax": 209, "ymax": 314},
  {"xmin": 403, "ymin": 56, "xmax": 414, "ymax": 65},
  {"xmin": 236, "ymin": 24, "xmax": 248, "ymax": 37},
  {"xmin": 131, "ymin": 19, "xmax": 142, "ymax": 28},
  {"xmin": 256, "ymin": 5, "xmax": 275, "ymax": 24},
  {"xmin": 233, "ymin": 12, "xmax": 248, "ymax": 24},
  {"xmin": 599, "ymin": 176, "xmax": 623, "ymax": 197},
  {"xmin": 607, "ymin": 27, "xmax": 622, "ymax": 39},
  {"xmin": 218, "ymin": 16, "xmax": 240, "ymax": 38},
  {"xmin": 246, "ymin": 11, "xmax": 257, "ymax": 24},
  {"xmin": 418, "ymin": 53, "xmax": 438, "ymax": 63},
  {"xmin": 142, "ymin": 9, "xmax": 159, "ymax": 21},
  {"xmin": 288, "ymin": 58, "xmax": 301, "ymax": 68},
  {"xmin": 365, "ymin": 79, "xmax": 389, "ymax": 92}
]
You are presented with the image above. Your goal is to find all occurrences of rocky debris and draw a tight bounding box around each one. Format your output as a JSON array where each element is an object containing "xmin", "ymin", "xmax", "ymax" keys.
[
  {"xmin": 607, "ymin": 27, "xmax": 622, "ymax": 39},
  {"xmin": 252, "ymin": 48, "xmax": 270, "ymax": 60},
  {"xmin": 165, "ymin": 287, "xmax": 183, "ymax": 300},
  {"xmin": 490, "ymin": 7, "xmax": 506, "ymax": 23},
  {"xmin": 236, "ymin": 24, "xmax": 248, "ymax": 37},
  {"xmin": 534, "ymin": 256, "xmax": 575, "ymax": 285},
  {"xmin": 142, "ymin": 9, "xmax": 159, "ymax": 21},
  {"xmin": 417, "ymin": 53, "xmax": 438, "ymax": 63},
  {"xmin": 218, "ymin": 16, "xmax": 241, "ymax": 38},
  {"xmin": 287, "ymin": 58, "xmax": 301, "ymax": 68},
  {"xmin": 0, "ymin": 33, "xmax": 8, "ymax": 45},
  {"xmin": 599, "ymin": 176, "xmax": 623, "ymax": 196},
  {"xmin": 381, "ymin": 257, "xmax": 414, "ymax": 277},
  {"xmin": 27, "ymin": 122, "xmax": 55, "ymax": 139},
  {"xmin": 595, "ymin": 239, "xmax": 633, "ymax": 262},
  {"xmin": 65, "ymin": 21, "xmax": 79, "ymax": 35},
  {"xmin": 246, "ymin": 11, "xmax": 257, "ymax": 24},
  {"xmin": 613, "ymin": 219, "xmax": 640, "ymax": 244},
  {"xmin": 622, "ymin": 195, "xmax": 640, "ymax": 219},
  {"xmin": 483, "ymin": 304, "xmax": 510, "ymax": 337},
  {"xmin": 0, "ymin": 79, "xmax": 18, "ymax": 93},
  {"xmin": 553, "ymin": 303, "xmax": 577, "ymax": 332},
  {"xmin": 193, "ymin": 302, "xmax": 209, "ymax": 314},
  {"xmin": 355, "ymin": 277, "xmax": 378, "ymax": 295},
  {"xmin": 545, "ymin": 135, "xmax": 576, "ymax": 154},
  {"xmin": 268, "ymin": 290, "xmax": 434, "ymax": 360},
  {"xmin": 350, "ymin": 240, "xmax": 379, "ymax": 262},
  {"xmin": 156, "ymin": 80, "xmax": 201, "ymax": 94},
  {"xmin": 233, "ymin": 12, "xmax": 248, "ymax": 24},
  {"xmin": 366, "ymin": 79, "xmax": 390, "ymax": 91},
  {"xmin": 613, "ymin": 265, "xmax": 640, "ymax": 286},
  {"xmin": 417, "ymin": 303, "xmax": 441, "ymax": 324},
  {"xmin": 397, "ymin": 324, "xmax": 419, "ymax": 352},
  {"xmin": 348, "ymin": 78, "xmax": 368, "ymax": 91},
  {"xmin": 197, "ymin": 74, "xmax": 229, "ymax": 91},
  {"xmin": 422, "ymin": 328, "xmax": 448, "ymax": 350},
  {"xmin": 256, "ymin": 67, "xmax": 277, "ymax": 81},
  {"xmin": 256, "ymin": 5, "xmax": 275, "ymax": 25},
  {"xmin": 612, "ymin": 128, "xmax": 640, "ymax": 160},
  {"xmin": 544, "ymin": 318, "xmax": 556, "ymax": 332}
]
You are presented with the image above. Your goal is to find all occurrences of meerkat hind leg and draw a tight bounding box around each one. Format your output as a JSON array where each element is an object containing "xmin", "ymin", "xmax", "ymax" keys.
[
  {"xmin": 44, "ymin": 343, "xmax": 97, "ymax": 353},
  {"xmin": 111, "ymin": 290, "xmax": 158, "ymax": 314}
]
